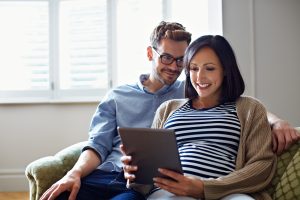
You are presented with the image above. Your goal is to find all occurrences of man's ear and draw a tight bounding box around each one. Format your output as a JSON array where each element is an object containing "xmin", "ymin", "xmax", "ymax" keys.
[{"xmin": 147, "ymin": 46, "xmax": 153, "ymax": 61}]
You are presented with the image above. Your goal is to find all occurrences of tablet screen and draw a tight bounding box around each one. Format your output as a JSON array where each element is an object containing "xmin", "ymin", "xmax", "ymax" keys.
[{"xmin": 118, "ymin": 127, "xmax": 183, "ymax": 184}]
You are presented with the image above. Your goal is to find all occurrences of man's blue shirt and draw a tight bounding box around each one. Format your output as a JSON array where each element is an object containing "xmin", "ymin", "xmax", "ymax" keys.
[{"xmin": 83, "ymin": 75, "xmax": 185, "ymax": 172}]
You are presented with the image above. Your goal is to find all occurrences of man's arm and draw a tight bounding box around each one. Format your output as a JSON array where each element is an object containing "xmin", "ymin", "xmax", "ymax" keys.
[
  {"xmin": 40, "ymin": 91, "xmax": 117, "ymax": 200},
  {"xmin": 267, "ymin": 111, "xmax": 300, "ymax": 155},
  {"xmin": 71, "ymin": 149, "xmax": 102, "ymax": 178}
]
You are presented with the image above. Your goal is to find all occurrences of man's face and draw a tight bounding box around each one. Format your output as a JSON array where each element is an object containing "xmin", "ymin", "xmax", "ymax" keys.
[{"xmin": 149, "ymin": 38, "xmax": 188, "ymax": 85}]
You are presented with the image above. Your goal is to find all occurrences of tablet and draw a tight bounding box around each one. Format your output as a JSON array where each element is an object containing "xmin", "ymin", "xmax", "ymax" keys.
[{"xmin": 118, "ymin": 127, "xmax": 183, "ymax": 184}]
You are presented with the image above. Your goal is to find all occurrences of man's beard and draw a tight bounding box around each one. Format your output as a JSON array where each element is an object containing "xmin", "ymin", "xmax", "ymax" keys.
[{"xmin": 152, "ymin": 67, "xmax": 181, "ymax": 86}]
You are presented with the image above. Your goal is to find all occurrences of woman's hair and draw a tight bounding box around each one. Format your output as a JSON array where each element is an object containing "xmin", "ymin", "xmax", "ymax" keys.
[
  {"xmin": 150, "ymin": 21, "xmax": 192, "ymax": 48},
  {"xmin": 184, "ymin": 35, "xmax": 245, "ymax": 103}
]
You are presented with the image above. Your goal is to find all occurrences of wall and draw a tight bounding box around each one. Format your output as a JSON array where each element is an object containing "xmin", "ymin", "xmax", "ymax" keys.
[
  {"xmin": 0, "ymin": 103, "xmax": 97, "ymax": 191},
  {"xmin": 0, "ymin": 0, "xmax": 300, "ymax": 191},
  {"xmin": 223, "ymin": 0, "xmax": 300, "ymax": 126}
]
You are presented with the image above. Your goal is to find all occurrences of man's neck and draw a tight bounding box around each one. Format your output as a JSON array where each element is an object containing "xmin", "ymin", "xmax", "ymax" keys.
[{"xmin": 143, "ymin": 75, "xmax": 165, "ymax": 93}]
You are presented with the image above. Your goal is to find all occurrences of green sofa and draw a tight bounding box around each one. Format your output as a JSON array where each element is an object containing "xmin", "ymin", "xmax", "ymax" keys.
[{"xmin": 25, "ymin": 128, "xmax": 300, "ymax": 200}]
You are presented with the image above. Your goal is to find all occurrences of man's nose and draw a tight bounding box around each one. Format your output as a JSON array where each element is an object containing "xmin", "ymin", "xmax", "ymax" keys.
[{"xmin": 169, "ymin": 60, "xmax": 180, "ymax": 70}]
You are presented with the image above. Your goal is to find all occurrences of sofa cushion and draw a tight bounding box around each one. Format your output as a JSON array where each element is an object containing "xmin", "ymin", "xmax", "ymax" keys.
[{"xmin": 274, "ymin": 144, "xmax": 300, "ymax": 199}]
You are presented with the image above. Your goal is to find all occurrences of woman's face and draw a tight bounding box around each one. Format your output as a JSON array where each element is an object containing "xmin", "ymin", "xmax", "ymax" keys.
[{"xmin": 189, "ymin": 47, "xmax": 224, "ymax": 102}]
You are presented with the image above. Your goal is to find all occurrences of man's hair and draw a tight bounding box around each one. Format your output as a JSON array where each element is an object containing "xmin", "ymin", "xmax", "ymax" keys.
[
  {"xmin": 150, "ymin": 21, "xmax": 192, "ymax": 48},
  {"xmin": 184, "ymin": 35, "xmax": 245, "ymax": 103}
]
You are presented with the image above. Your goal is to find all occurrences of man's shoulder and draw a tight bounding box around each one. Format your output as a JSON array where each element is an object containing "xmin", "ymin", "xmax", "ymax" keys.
[
  {"xmin": 172, "ymin": 80, "xmax": 185, "ymax": 89},
  {"xmin": 110, "ymin": 82, "xmax": 139, "ymax": 94}
]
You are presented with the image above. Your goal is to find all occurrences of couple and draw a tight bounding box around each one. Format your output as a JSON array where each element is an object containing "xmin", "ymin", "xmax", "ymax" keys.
[{"xmin": 40, "ymin": 21, "xmax": 300, "ymax": 200}]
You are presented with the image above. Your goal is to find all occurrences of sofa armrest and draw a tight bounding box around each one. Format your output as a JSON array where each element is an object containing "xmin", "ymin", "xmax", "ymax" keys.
[
  {"xmin": 25, "ymin": 142, "xmax": 86, "ymax": 200},
  {"xmin": 267, "ymin": 127, "xmax": 300, "ymax": 198}
]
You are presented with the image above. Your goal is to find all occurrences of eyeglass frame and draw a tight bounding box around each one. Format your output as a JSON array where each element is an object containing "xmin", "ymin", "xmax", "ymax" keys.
[{"xmin": 151, "ymin": 47, "xmax": 184, "ymax": 68}]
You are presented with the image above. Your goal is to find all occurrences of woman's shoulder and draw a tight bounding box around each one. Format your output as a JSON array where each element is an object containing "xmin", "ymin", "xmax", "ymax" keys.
[
  {"xmin": 161, "ymin": 98, "xmax": 189, "ymax": 108},
  {"xmin": 236, "ymin": 96, "xmax": 266, "ymax": 111}
]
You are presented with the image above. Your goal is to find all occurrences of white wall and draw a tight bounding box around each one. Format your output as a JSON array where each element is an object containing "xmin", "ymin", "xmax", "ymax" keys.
[
  {"xmin": 223, "ymin": 0, "xmax": 300, "ymax": 126},
  {"xmin": 0, "ymin": 0, "xmax": 300, "ymax": 191},
  {"xmin": 0, "ymin": 103, "xmax": 97, "ymax": 191}
]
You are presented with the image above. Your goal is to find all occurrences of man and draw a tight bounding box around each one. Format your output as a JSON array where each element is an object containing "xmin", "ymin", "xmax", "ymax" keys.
[
  {"xmin": 41, "ymin": 21, "xmax": 192, "ymax": 200},
  {"xmin": 40, "ymin": 21, "xmax": 299, "ymax": 200}
]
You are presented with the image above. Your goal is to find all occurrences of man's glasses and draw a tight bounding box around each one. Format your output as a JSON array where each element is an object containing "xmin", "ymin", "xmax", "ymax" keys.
[{"xmin": 152, "ymin": 47, "xmax": 184, "ymax": 68}]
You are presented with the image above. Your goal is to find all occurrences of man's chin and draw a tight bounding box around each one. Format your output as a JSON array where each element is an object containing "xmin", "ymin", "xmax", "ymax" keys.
[
  {"xmin": 154, "ymin": 72, "xmax": 178, "ymax": 85},
  {"xmin": 162, "ymin": 78, "xmax": 177, "ymax": 85}
]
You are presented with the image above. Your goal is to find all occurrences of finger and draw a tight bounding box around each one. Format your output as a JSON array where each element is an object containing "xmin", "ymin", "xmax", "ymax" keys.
[
  {"xmin": 120, "ymin": 144, "xmax": 126, "ymax": 155},
  {"xmin": 47, "ymin": 184, "xmax": 68, "ymax": 200},
  {"xmin": 284, "ymin": 131, "xmax": 293, "ymax": 150},
  {"xmin": 158, "ymin": 168, "xmax": 183, "ymax": 181},
  {"xmin": 153, "ymin": 178, "xmax": 184, "ymax": 196},
  {"xmin": 275, "ymin": 132, "xmax": 285, "ymax": 155},
  {"xmin": 272, "ymin": 134, "xmax": 277, "ymax": 152},
  {"xmin": 291, "ymin": 129, "xmax": 300, "ymax": 141},
  {"xmin": 154, "ymin": 182, "xmax": 184, "ymax": 196},
  {"xmin": 120, "ymin": 155, "xmax": 132, "ymax": 164},
  {"xmin": 126, "ymin": 179, "xmax": 131, "ymax": 188},
  {"xmin": 123, "ymin": 164, "xmax": 137, "ymax": 172},
  {"xmin": 68, "ymin": 184, "xmax": 80, "ymax": 200},
  {"xmin": 124, "ymin": 171, "xmax": 136, "ymax": 180},
  {"xmin": 40, "ymin": 185, "xmax": 56, "ymax": 200}
]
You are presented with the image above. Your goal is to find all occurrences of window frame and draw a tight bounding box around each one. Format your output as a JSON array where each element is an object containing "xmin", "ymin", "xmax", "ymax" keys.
[{"xmin": 0, "ymin": 0, "xmax": 222, "ymax": 104}]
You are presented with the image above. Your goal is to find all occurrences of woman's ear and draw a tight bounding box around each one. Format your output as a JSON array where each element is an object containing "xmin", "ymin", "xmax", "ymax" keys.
[{"xmin": 147, "ymin": 46, "xmax": 153, "ymax": 61}]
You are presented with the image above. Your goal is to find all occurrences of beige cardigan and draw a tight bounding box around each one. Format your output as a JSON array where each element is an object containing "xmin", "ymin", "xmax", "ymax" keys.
[{"xmin": 151, "ymin": 96, "xmax": 277, "ymax": 200}]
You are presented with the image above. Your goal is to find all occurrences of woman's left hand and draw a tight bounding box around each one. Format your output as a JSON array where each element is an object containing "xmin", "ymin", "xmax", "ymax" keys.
[{"xmin": 153, "ymin": 168, "xmax": 204, "ymax": 199}]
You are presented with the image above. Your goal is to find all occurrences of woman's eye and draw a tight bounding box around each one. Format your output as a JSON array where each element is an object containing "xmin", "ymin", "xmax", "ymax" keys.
[
  {"xmin": 206, "ymin": 67, "xmax": 215, "ymax": 71},
  {"xmin": 190, "ymin": 67, "xmax": 198, "ymax": 71}
]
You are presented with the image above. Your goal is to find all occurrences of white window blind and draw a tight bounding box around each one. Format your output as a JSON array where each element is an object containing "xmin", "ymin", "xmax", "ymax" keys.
[
  {"xmin": 59, "ymin": 0, "xmax": 107, "ymax": 90},
  {"xmin": 0, "ymin": 1, "xmax": 49, "ymax": 102},
  {"xmin": 0, "ymin": 0, "xmax": 222, "ymax": 103}
]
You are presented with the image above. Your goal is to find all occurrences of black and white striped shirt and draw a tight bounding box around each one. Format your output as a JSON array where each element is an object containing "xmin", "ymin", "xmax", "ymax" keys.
[{"xmin": 164, "ymin": 100, "xmax": 241, "ymax": 179}]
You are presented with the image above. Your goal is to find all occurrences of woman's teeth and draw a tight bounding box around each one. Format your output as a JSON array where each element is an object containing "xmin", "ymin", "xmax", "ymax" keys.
[{"xmin": 199, "ymin": 83, "xmax": 209, "ymax": 88}]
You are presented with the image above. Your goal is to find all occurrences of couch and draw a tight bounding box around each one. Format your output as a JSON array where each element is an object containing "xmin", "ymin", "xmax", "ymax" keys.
[{"xmin": 25, "ymin": 128, "xmax": 300, "ymax": 200}]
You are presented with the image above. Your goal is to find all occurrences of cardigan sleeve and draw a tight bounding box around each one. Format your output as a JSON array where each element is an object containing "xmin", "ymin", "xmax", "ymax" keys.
[
  {"xmin": 151, "ymin": 101, "xmax": 168, "ymax": 129},
  {"xmin": 202, "ymin": 98, "xmax": 276, "ymax": 199}
]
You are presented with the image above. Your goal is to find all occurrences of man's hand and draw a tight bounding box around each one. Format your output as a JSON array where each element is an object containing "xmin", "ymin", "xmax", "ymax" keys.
[
  {"xmin": 153, "ymin": 168, "xmax": 204, "ymax": 199},
  {"xmin": 271, "ymin": 120, "xmax": 300, "ymax": 155},
  {"xmin": 120, "ymin": 144, "xmax": 138, "ymax": 183},
  {"xmin": 39, "ymin": 169, "xmax": 81, "ymax": 200}
]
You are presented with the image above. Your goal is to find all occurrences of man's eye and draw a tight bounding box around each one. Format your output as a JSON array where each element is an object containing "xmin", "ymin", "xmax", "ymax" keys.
[
  {"xmin": 162, "ymin": 55, "xmax": 173, "ymax": 60},
  {"xmin": 177, "ymin": 58, "xmax": 184, "ymax": 62}
]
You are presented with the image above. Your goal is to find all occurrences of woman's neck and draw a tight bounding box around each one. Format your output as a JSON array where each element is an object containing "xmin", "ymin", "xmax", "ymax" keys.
[{"xmin": 192, "ymin": 97, "xmax": 220, "ymax": 110}]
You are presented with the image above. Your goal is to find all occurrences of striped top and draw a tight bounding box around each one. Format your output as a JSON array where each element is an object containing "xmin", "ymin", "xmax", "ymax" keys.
[{"xmin": 163, "ymin": 100, "xmax": 241, "ymax": 179}]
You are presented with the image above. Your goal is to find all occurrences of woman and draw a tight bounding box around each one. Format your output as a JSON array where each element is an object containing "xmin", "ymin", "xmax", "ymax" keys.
[{"xmin": 122, "ymin": 35, "xmax": 276, "ymax": 200}]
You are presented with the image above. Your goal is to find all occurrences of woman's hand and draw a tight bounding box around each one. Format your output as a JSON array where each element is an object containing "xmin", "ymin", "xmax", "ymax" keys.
[
  {"xmin": 153, "ymin": 168, "xmax": 205, "ymax": 199},
  {"xmin": 120, "ymin": 144, "xmax": 138, "ymax": 182}
]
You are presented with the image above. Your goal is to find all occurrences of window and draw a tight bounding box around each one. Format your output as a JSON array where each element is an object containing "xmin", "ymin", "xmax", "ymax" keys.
[{"xmin": 0, "ymin": 0, "xmax": 222, "ymax": 103}]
